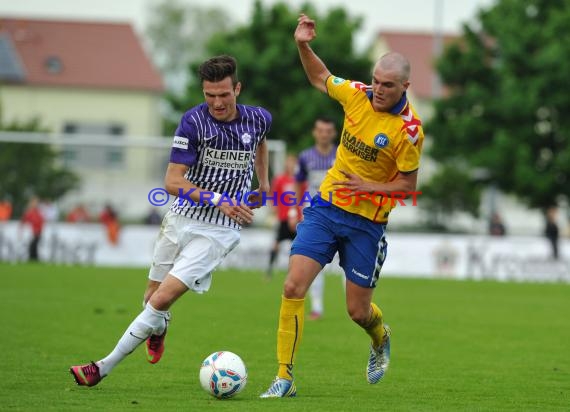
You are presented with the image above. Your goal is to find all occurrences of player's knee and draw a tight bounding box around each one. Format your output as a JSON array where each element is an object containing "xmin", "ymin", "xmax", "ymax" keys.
[
  {"xmin": 143, "ymin": 289, "xmax": 156, "ymax": 306},
  {"xmin": 347, "ymin": 305, "xmax": 369, "ymax": 326},
  {"xmin": 283, "ymin": 278, "xmax": 307, "ymax": 299},
  {"xmin": 143, "ymin": 281, "xmax": 161, "ymax": 305},
  {"xmin": 148, "ymin": 290, "xmax": 175, "ymax": 311}
]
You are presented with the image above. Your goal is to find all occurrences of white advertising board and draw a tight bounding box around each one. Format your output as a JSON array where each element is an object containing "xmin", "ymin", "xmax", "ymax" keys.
[{"xmin": 1, "ymin": 222, "xmax": 568, "ymax": 283}]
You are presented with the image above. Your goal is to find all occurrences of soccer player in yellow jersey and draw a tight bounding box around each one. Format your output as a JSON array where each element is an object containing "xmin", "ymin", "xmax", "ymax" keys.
[{"xmin": 261, "ymin": 13, "xmax": 424, "ymax": 397}]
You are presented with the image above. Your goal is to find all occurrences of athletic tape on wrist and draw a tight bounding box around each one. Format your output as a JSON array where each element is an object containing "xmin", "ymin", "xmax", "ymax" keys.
[{"xmin": 210, "ymin": 192, "xmax": 223, "ymax": 206}]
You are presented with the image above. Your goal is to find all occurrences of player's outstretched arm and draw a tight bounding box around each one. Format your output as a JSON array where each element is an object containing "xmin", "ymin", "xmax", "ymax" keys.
[
  {"xmin": 294, "ymin": 14, "xmax": 331, "ymax": 94},
  {"xmin": 248, "ymin": 138, "xmax": 270, "ymax": 209},
  {"xmin": 255, "ymin": 138, "xmax": 270, "ymax": 191}
]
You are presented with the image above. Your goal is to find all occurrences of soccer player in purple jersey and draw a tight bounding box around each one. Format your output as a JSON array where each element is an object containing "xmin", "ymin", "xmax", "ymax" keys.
[
  {"xmin": 295, "ymin": 116, "xmax": 338, "ymax": 320},
  {"xmin": 70, "ymin": 55, "xmax": 271, "ymax": 387}
]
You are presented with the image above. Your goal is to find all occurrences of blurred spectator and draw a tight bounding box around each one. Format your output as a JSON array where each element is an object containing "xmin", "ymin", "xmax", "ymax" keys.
[
  {"xmin": 544, "ymin": 206, "xmax": 560, "ymax": 260},
  {"xmin": 144, "ymin": 208, "xmax": 162, "ymax": 225},
  {"xmin": 66, "ymin": 204, "xmax": 91, "ymax": 223},
  {"xmin": 39, "ymin": 199, "xmax": 60, "ymax": 223},
  {"xmin": 266, "ymin": 154, "xmax": 299, "ymax": 279},
  {"xmin": 21, "ymin": 197, "xmax": 44, "ymax": 261},
  {"xmin": 488, "ymin": 212, "xmax": 506, "ymax": 236},
  {"xmin": 0, "ymin": 197, "xmax": 12, "ymax": 221},
  {"xmin": 100, "ymin": 204, "xmax": 120, "ymax": 246}
]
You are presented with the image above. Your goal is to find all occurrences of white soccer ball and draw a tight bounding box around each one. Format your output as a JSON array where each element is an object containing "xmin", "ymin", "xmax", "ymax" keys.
[{"xmin": 199, "ymin": 351, "xmax": 247, "ymax": 399}]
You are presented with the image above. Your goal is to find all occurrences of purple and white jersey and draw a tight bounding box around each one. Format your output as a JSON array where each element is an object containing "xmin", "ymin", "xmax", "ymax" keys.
[
  {"xmin": 296, "ymin": 145, "xmax": 338, "ymax": 194},
  {"xmin": 168, "ymin": 103, "xmax": 272, "ymax": 228}
]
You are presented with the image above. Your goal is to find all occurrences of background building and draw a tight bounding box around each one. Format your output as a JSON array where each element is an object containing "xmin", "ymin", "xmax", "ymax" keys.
[{"xmin": 0, "ymin": 17, "xmax": 166, "ymax": 218}]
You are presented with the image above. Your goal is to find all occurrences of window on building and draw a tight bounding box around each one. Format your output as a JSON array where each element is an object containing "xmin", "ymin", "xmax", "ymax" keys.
[
  {"xmin": 45, "ymin": 56, "xmax": 63, "ymax": 74},
  {"xmin": 62, "ymin": 122, "xmax": 126, "ymax": 170}
]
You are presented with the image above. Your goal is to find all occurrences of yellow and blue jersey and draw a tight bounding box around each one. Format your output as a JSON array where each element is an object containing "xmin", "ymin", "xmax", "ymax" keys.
[{"xmin": 319, "ymin": 75, "xmax": 425, "ymax": 223}]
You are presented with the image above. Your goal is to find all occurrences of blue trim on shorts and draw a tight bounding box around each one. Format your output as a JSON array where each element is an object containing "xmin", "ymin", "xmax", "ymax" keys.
[{"xmin": 291, "ymin": 196, "xmax": 388, "ymax": 288}]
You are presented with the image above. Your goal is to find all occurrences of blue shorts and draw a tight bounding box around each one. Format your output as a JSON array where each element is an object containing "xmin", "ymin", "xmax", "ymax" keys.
[{"xmin": 291, "ymin": 197, "xmax": 388, "ymax": 288}]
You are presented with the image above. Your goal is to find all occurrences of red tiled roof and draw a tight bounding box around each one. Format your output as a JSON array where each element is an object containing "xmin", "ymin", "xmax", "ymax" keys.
[
  {"xmin": 0, "ymin": 17, "xmax": 163, "ymax": 92},
  {"xmin": 379, "ymin": 31, "xmax": 458, "ymax": 99}
]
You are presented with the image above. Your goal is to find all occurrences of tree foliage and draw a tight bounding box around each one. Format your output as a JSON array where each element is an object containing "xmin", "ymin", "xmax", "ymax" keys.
[
  {"xmin": 145, "ymin": 0, "xmax": 230, "ymax": 93},
  {"xmin": 145, "ymin": 0, "xmax": 232, "ymax": 132},
  {"xmin": 427, "ymin": 0, "xmax": 570, "ymax": 210},
  {"xmin": 0, "ymin": 118, "xmax": 79, "ymax": 217},
  {"xmin": 167, "ymin": 1, "xmax": 372, "ymax": 151},
  {"xmin": 420, "ymin": 164, "xmax": 482, "ymax": 229}
]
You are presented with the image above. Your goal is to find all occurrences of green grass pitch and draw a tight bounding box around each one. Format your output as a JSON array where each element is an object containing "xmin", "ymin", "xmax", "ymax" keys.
[{"xmin": 1, "ymin": 263, "xmax": 568, "ymax": 411}]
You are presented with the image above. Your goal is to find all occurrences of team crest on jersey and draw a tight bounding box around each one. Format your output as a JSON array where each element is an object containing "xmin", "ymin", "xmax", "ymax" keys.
[
  {"xmin": 241, "ymin": 132, "xmax": 252, "ymax": 145},
  {"xmin": 374, "ymin": 133, "xmax": 389, "ymax": 148},
  {"xmin": 332, "ymin": 76, "xmax": 345, "ymax": 85}
]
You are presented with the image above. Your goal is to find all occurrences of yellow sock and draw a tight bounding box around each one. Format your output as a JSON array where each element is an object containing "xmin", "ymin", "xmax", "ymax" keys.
[
  {"xmin": 363, "ymin": 302, "xmax": 385, "ymax": 348},
  {"xmin": 276, "ymin": 295, "xmax": 305, "ymax": 380}
]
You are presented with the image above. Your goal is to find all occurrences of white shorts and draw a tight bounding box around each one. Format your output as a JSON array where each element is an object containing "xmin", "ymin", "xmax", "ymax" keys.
[{"xmin": 148, "ymin": 211, "xmax": 240, "ymax": 293}]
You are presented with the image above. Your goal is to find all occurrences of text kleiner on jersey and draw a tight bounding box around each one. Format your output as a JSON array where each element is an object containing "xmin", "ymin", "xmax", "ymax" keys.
[{"xmin": 168, "ymin": 103, "xmax": 272, "ymax": 229}]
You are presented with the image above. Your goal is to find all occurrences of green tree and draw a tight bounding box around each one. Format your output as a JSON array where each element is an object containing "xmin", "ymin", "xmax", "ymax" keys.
[
  {"xmin": 0, "ymin": 118, "xmax": 79, "ymax": 217},
  {"xmin": 420, "ymin": 164, "xmax": 483, "ymax": 230},
  {"xmin": 145, "ymin": 0, "xmax": 231, "ymax": 92},
  {"xmin": 427, "ymin": 0, "xmax": 570, "ymax": 211},
  {"xmin": 145, "ymin": 0, "xmax": 232, "ymax": 131},
  {"xmin": 169, "ymin": 1, "xmax": 372, "ymax": 150}
]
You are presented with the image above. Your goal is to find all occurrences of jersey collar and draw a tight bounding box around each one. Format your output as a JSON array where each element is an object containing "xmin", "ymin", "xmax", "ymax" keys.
[
  {"xmin": 389, "ymin": 92, "xmax": 408, "ymax": 115},
  {"xmin": 366, "ymin": 91, "xmax": 409, "ymax": 115}
]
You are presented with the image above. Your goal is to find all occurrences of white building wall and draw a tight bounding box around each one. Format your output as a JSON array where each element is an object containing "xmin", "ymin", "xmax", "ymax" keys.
[{"xmin": 0, "ymin": 85, "xmax": 162, "ymax": 136}]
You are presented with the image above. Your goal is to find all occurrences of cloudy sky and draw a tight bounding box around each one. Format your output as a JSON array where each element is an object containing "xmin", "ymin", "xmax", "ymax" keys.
[{"xmin": 1, "ymin": 0, "xmax": 496, "ymax": 47}]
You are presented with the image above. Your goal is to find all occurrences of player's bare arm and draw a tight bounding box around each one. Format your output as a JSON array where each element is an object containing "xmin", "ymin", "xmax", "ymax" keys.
[
  {"xmin": 165, "ymin": 162, "xmax": 202, "ymax": 201},
  {"xmin": 248, "ymin": 138, "xmax": 270, "ymax": 209},
  {"xmin": 294, "ymin": 14, "xmax": 331, "ymax": 94},
  {"xmin": 165, "ymin": 162, "xmax": 254, "ymax": 224},
  {"xmin": 332, "ymin": 169, "xmax": 418, "ymax": 197}
]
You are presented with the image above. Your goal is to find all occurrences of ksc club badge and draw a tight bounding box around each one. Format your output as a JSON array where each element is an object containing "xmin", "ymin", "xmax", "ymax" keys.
[{"xmin": 374, "ymin": 133, "xmax": 389, "ymax": 148}]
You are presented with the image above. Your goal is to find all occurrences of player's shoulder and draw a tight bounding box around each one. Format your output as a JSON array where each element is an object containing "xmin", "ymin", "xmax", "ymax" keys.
[
  {"xmin": 395, "ymin": 101, "xmax": 424, "ymax": 146},
  {"xmin": 183, "ymin": 102, "xmax": 207, "ymax": 116},
  {"xmin": 174, "ymin": 104, "xmax": 208, "ymax": 137},
  {"xmin": 406, "ymin": 101, "xmax": 423, "ymax": 122},
  {"xmin": 327, "ymin": 75, "xmax": 371, "ymax": 95},
  {"xmin": 180, "ymin": 103, "xmax": 209, "ymax": 125},
  {"xmin": 239, "ymin": 104, "xmax": 272, "ymax": 123},
  {"xmin": 396, "ymin": 101, "xmax": 423, "ymax": 127},
  {"xmin": 298, "ymin": 146, "xmax": 316, "ymax": 159}
]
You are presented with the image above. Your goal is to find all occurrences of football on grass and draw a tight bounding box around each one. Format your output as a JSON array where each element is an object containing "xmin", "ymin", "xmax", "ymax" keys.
[{"xmin": 199, "ymin": 351, "xmax": 247, "ymax": 399}]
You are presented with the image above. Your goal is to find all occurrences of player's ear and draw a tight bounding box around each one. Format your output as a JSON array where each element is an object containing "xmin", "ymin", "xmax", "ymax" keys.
[{"xmin": 234, "ymin": 82, "xmax": 242, "ymax": 96}]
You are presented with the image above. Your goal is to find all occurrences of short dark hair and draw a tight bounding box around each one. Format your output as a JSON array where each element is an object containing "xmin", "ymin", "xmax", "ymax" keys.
[
  {"xmin": 199, "ymin": 55, "xmax": 239, "ymax": 86},
  {"xmin": 314, "ymin": 116, "xmax": 336, "ymax": 126}
]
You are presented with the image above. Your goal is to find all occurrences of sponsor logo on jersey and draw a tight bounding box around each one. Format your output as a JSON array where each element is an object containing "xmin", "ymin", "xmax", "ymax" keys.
[
  {"xmin": 332, "ymin": 76, "xmax": 345, "ymax": 85},
  {"xmin": 374, "ymin": 133, "xmax": 389, "ymax": 148},
  {"xmin": 341, "ymin": 130, "xmax": 379, "ymax": 162},
  {"xmin": 203, "ymin": 148, "xmax": 252, "ymax": 170},
  {"xmin": 173, "ymin": 136, "xmax": 189, "ymax": 149}
]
